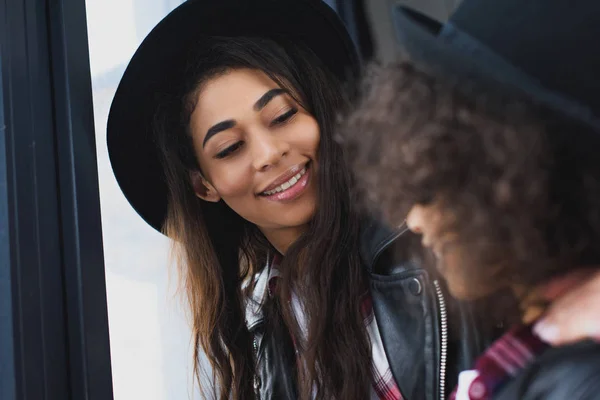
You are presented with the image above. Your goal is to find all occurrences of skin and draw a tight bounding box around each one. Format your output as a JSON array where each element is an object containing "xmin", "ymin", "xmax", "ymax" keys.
[
  {"xmin": 188, "ymin": 68, "xmax": 320, "ymax": 254},
  {"xmin": 534, "ymin": 269, "xmax": 600, "ymax": 344}
]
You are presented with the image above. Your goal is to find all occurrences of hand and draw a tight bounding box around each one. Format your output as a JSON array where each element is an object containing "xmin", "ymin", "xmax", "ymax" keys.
[{"xmin": 533, "ymin": 269, "xmax": 600, "ymax": 345}]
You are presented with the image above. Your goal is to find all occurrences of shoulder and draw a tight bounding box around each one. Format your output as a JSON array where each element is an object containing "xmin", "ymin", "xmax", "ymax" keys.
[
  {"xmin": 496, "ymin": 340, "xmax": 600, "ymax": 400},
  {"xmin": 360, "ymin": 218, "xmax": 424, "ymax": 275}
]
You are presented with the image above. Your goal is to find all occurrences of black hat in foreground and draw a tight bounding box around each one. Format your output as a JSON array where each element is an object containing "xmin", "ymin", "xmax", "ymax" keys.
[{"xmin": 390, "ymin": 0, "xmax": 600, "ymax": 129}]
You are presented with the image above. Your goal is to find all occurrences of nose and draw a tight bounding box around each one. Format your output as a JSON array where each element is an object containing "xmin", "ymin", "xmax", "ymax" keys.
[
  {"xmin": 251, "ymin": 129, "xmax": 290, "ymax": 172},
  {"xmin": 406, "ymin": 205, "xmax": 424, "ymax": 234},
  {"xmin": 407, "ymin": 205, "xmax": 432, "ymax": 249}
]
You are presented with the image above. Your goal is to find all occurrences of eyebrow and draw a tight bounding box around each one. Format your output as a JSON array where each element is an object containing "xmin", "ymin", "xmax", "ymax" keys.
[
  {"xmin": 203, "ymin": 120, "xmax": 236, "ymax": 147},
  {"xmin": 253, "ymin": 88, "xmax": 287, "ymax": 111},
  {"xmin": 202, "ymin": 88, "xmax": 288, "ymax": 148}
]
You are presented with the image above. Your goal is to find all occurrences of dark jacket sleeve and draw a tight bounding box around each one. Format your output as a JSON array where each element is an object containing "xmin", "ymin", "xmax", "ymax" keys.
[{"xmin": 495, "ymin": 340, "xmax": 600, "ymax": 400}]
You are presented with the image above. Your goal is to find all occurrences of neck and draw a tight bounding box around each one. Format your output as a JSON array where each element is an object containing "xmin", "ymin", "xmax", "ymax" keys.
[
  {"xmin": 512, "ymin": 284, "xmax": 549, "ymax": 324},
  {"xmin": 261, "ymin": 224, "xmax": 309, "ymax": 255}
]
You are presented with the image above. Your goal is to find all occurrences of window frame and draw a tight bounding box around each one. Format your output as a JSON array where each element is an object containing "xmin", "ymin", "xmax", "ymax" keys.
[{"xmin": 0, "ymin": 0, "xmax": 113, "ymax": 398}]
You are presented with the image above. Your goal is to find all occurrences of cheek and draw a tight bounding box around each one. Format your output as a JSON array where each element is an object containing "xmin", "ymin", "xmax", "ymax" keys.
[
  {"xmin": 442, "ymin": 250, "xmax": 504, "ymax": 300},
  {"xmin": 208, "ymin": 164, "xmax": 254, "ymax": 198},
  {"xmin": 292, "ymin": 117, "xmax": 320, "ymax": 156},
  {"xmin": 308, "ymin": 127, "xmax": 320, "ymax": 155},
  {"xmin": 441, "ymin": 252, "xmax": 475, "ymax": 299},
  {"xmin": 212, "ymin": 169, "xmax": 261, "ymax": 224}
]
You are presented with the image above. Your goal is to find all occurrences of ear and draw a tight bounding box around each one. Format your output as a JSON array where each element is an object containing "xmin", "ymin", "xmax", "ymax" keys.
[{"xmin": 189, "ymin": 171, "xmax": 221, "ymax": 203}]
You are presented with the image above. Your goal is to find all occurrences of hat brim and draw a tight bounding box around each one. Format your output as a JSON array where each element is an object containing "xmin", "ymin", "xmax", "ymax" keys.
[
  {"xmin": 391, "ymin": 6, "xmax": 519, "ymax": 94},
  {"xmin": 107, "ymin": 0, "xmax": 359, "ymax": 234},
  {"xmin": 391, "ymin": 5, "xmax": 600, "ymax": 130}
]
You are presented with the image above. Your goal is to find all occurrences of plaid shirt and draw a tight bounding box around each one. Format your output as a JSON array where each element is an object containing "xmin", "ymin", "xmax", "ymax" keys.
[
  {"xmin": 268, "ymin": 254, "xmax": 404, "ymax": 400},
  {"xmin": 450, "ymin": 324, "xmax": 549, "ymax": 400}
]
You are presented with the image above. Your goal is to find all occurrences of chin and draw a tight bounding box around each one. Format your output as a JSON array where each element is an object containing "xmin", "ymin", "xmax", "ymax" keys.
[
  {"xmin": 286, "ymin": 196, "xmax": 318, "ymax": 224},
  {"xmin": 446, "ymin": 278, "xmax": 499, "ymax": 301},
  {"xmin": 286, "ymin": 208, "xmax": 317, "ymax": 229},
  {"xmin": 438, "ymin": 252, "xmax": 497, "ymax": 300},
  {"xmin": 447, "ymin": 283, "xmax": 482, "ymax": 300},
  {"xmin": 267, "ymin": 210, "xmax": 315, "ymax": 235}
]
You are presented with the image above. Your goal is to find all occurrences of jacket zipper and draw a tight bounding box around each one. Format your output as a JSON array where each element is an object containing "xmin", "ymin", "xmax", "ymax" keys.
[
  {"xmin": 433, "ymin": 280, "xmax": 448, "ymax": 400},
  {"xmin": 253, "ymin": 335, "xmax": 261, "ymax": 399}
]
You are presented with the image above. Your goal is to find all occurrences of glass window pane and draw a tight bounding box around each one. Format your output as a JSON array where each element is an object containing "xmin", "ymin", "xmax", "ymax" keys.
[{"xmin": 85, "ymin": 1, "xmax": 202, "ymax": 398}]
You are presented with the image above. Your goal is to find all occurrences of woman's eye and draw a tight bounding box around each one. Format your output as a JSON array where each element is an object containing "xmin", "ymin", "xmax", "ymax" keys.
[
  {"xmin": 271, "ymin": 108, "xmax": 298, "ymax": 126},
  {"xmin": 215, "ymin": 141, "xmax": 243, "ymax": 159}
]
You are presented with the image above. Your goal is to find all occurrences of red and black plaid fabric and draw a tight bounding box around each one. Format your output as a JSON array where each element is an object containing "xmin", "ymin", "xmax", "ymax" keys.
[
  {"xmin": 449, "ymin": 324, "xmax": 549, "ymax": 400},
  {"xmin": 267, "ymin": 254, "xmax": 404, "ymax": 400}
]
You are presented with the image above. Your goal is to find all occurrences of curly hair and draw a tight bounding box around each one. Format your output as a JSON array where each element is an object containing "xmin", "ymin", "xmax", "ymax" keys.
[{"xmin": 342, "ymin": 59, "xmax": 600, "ymax": 307}]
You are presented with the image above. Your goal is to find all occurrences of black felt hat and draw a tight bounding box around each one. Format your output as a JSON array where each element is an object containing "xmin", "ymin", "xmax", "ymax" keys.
[
  {"xmin": 107, "ymin": 0, "xmax": 359, "ymax": 233},
  {"xmin": 391, "ymin": 0, "xmax": 600, "ymax": 129}
]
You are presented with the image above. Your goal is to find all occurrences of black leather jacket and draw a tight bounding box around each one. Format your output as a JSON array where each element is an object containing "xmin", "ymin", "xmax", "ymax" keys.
[
  {"xmin": 245, "ymin": 219, "xmax": 498, "ymax": 400},
  {"xmin": 495, "ymin": 340, "xmax": 600, "ymax": 399}
]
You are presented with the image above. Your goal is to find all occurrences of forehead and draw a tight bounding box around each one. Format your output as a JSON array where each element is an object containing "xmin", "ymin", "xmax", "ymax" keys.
[{"xmin": 191, "ymin": 69, "xmax": 281, "ymax": 127}]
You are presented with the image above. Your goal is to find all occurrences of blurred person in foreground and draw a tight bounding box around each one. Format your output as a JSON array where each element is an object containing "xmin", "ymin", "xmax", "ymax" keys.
[
  {"xmin": 387, "ymin": 0, "xmax": 600, "ymax": 348},
  {"xmin": 344, "ymin": 57, "xmax": 600, "ymax": 399}
]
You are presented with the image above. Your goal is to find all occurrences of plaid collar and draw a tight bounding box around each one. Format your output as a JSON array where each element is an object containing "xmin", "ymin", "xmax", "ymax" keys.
[
  {"xmin": 267, "ymin": 254, "xmax": 404, "ymax": 400},
  {"xmin": 450, "ymin": 324, "xmax": 549, "ymax": 400}
]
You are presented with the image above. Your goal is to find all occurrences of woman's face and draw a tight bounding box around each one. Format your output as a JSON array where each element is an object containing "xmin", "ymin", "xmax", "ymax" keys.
[
  {"xmin": 406, "ymin": 203, "xmax": 503, "ymax": 300},
  {"xmin": 189, "ymin": 68, "xmax": 319, "ymax": 243}
]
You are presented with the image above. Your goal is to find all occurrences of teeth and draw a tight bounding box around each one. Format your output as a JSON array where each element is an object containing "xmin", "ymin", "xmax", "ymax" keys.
[{"xmin": 263, "ymin": 167, "xmax": 307, "ymax": 196}]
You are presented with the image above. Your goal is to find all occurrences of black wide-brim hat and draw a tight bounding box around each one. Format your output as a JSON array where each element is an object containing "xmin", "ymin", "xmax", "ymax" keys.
[
  {"xmin": 390, "ymin": 0, "xmax": 600, "ymax": 130},
  {"xmin": 107, "ymin": 0, "xmax": 359, "ymax": 233}
]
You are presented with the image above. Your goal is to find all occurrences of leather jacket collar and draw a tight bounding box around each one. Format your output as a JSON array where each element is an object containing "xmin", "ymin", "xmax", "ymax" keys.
[{"xmin": 245, "ymin": 217, "xmax": 406, "ymax": 330}]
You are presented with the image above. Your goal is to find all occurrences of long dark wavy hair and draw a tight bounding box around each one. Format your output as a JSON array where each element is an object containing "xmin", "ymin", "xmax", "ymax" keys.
[
  {"xmin": 344, "ymin": 60, "xmax": 600, "ymax": 320},
  {"xmin": 153, "ymin": 36, "xmax": 371, "ymax": 399}
]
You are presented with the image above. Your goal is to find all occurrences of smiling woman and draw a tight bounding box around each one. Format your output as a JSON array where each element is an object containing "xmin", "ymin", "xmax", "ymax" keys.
[{"xmin": 114, "ymin": 30, "xmax": 372, "ymax": 399}]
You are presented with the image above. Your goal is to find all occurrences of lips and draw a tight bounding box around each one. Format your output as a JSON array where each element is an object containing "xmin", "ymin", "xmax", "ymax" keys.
[
  {"xmin": 261, "ymin": 167, "xmax": 307, "ymax": 196},
  {"xmin": 259, "ymin": 162, "xmax": 312, "ymax": 202},
  {"xmin": 258, "ymin": 162, "xmax": 310, "ymax": 196}
]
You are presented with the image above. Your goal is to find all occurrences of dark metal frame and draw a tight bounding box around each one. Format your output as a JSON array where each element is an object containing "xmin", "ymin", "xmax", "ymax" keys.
[{"xmin": 0, "ymin": 0, "xmax": 113, "ymax": 398}]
